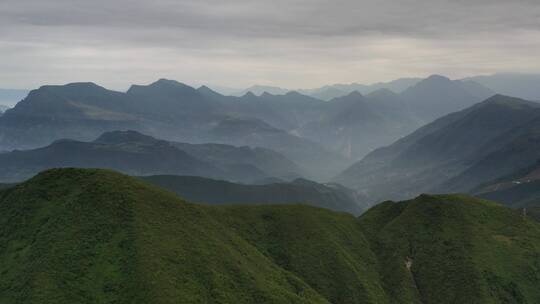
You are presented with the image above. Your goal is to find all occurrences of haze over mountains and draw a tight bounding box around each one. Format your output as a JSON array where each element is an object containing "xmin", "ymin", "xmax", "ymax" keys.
[
  {"xmin": 0, "ymin": 130, "xmax": 307, "ymax": 184},
  {"xmin": 0, "ymin": 74, "xmax": 494, "ymax": 170},
  {"xmin": 2, "ymin": 73, "xmax": 540, "ymax": 194},
  {"xmin": 225, "ymin": 73, "xmax": 540, "ymax": 102},
  {"xmin": 336, "ymin": 94, "xmax": 540, "ymax": 203}
]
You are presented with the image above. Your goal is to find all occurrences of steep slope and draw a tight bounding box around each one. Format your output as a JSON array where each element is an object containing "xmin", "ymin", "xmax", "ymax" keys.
[
  {"xmin": 443, "ymin": 113, "xmax": 540, "ymax": 192},
  {"xmin": 336, "ymin": 95, "xmax": 540, "ymax": 202},
  {"xmin": 2, "ymin": 169, "xmax": 540, "ymax": 303},
  {"xmin": 142, "ymin": 175, "xmax": 367, "ymax": 215},
  {"xmin": 400, "ymin": 75, "xmax": 494, "ymax": 123},
  {"xmin": 0, "ymin": 83, "xmax": 142, "ymax": 150}
]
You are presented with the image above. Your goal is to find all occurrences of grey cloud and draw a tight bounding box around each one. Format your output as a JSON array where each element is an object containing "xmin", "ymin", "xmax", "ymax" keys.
[{"xmin": 0, "ymin": 0, "xmax": 539, "ymax": 89}]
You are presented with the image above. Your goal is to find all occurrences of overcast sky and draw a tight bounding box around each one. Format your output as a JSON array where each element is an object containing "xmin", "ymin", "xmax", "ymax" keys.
[{"xmin": 1, "ymin": 0, "xmax": 540, "ymax": 90}]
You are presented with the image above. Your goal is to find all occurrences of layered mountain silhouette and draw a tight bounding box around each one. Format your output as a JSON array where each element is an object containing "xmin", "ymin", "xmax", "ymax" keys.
[
  {"xmin": 2, "ymin": 168, "xmax": 540, "ymax": 303},
  {"xmin": 296, "ymin": 77, "xmax": 423, "ymax": 100},
  {"xmin": 0, "ymin": 76, "xmax": 497, "ymax": 179},
  {"xmin": 297, "ymin": 90, "xmax": 418, "ymax": 159},
  {"xmin": 466, "ymin": 73, "xmax": 540, "ymax": 101},
  {"xmin": 400, "ymin": 75, "xmax": 494, "ymax": 123},
  {"xmin": 0, "ymin": 130, "xmax": 305, "ymax": 183},
  {"xmin": 336, "ymin": 95, "xmax": 540, "ymax": 203},
  {"xmin": 143, "ymin": 175, "xmax": 367, "ymax": 215}
]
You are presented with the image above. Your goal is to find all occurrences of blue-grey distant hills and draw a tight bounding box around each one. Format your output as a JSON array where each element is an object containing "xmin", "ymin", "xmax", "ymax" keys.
[
  {"xmin": 335, "ymin": 94, "xmax": 540, "ymax": 203},
  {"xmin": 0, "ymin": 75, "xmax": 495, "ymax": 179},
  {"xmin": 229, "ymin": 78, "xmax": 424, "ymax": 101},
  {"xmin": 230, "ymin": 73, "xmax": 540, "ymax": 102},
  {"xmin": 0, "ymin": 130, "xmax": 306, "ymax": 184},
  {"xmin": 465, "ymin": 73, "xmax": 540, "ymax": 101},
  {"xmin": 142, "ymin": 175, "xmax": 368, "ymax": 215}
]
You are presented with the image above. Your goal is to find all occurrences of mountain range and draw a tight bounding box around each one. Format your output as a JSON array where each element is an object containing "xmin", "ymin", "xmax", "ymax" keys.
[
  {"xmin": 0, "ymin": 75, "xmax": 494, "ymax": 176},
  {"xmin": 142, "ymin": 175, "xmax": 367, "ymax": 215},
  {"xmin": 1, "ymin": 168, "xmax": 539, "ymax": 303},
  {"xmin": 0, "ymin": 130, "xmax": 306, "ymax": 184},
  {"xmin": 227, "ymin": 73, "xmax": 540, "ymax": 102},
  {"xmin": 336, "ymin": 94, "xmax": 540, "ymax": 203}
]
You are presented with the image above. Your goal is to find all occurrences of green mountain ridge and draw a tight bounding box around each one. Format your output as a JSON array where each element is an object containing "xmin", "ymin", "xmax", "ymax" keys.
[{"xmin": 1, "ymin": 168, "xmax": 540, "ymax": 303}]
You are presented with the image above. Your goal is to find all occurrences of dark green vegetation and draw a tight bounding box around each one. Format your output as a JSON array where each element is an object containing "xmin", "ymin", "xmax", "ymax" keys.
[
  {"xmin": 2, "ymin": 168, "xmax": 540, "ymax": 303},
  {"xmin": 142, "ymin": 175, "xmax": 367, "ymax": 215},
  {"xmin": 336, "ymin": 95, "xmax": 540, "ymax": 203},
  {"xmin": 0, "ymin": 130, "xmax": 306, "ymax": 183}
]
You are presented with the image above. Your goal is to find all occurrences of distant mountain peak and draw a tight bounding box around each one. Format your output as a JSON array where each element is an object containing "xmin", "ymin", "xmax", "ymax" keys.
[
  {"xmin": 285, "ymin": 90, "xmax": 301, "ymax": 96},
  {"xmin": 480, "ymin": 94, "xmax": 540, "ymax": 109},
  {"xmin": 94, "ymin": 130, "xmax": 159, "ymax": 145},
  {"xmin": 346, "ymin": 90, "xmax": 363, "ymax": 98},
  {"xmin": 242, "ymin": 91, "xmax": 257, "ymax": 98},
  {"xmin": 196, "ymin": 85, "xmax": 222, "ymax": 97},
  {"xmin": 38, "ymin": 82, "xmax": 106, "ymax": 93},
  {"xmin": 127, "ymin": 79, "xmax": 198, "ymax": 96},
  {"xmin": 367, "ymin": 88, "xmax": 398, "ymax": 99},
  {"xmin": 331, "ymin": 90, "xmax": 364, "ymax": 102},
  {"xmin": 424, "ymin": 74, "xmax": 452, "ymax": 82},
  {"xmin": 150, "ymin": 78, "xmax": 191, "ymax": 88}
]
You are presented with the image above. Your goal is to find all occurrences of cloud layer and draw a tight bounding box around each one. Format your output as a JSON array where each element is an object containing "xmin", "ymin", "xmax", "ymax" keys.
[{"xmin": 1, "ymin": 0, "xmax": 540, "ymax": 89}]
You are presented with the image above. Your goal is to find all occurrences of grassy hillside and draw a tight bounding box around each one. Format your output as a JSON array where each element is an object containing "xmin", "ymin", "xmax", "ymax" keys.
[
  {"xmin": 1, "ymin": 169, "xmax": 540, "ymax": 303},
  {"xmin": 359, "ymin": 194, "xmax": 540, "ymax": 303}
]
